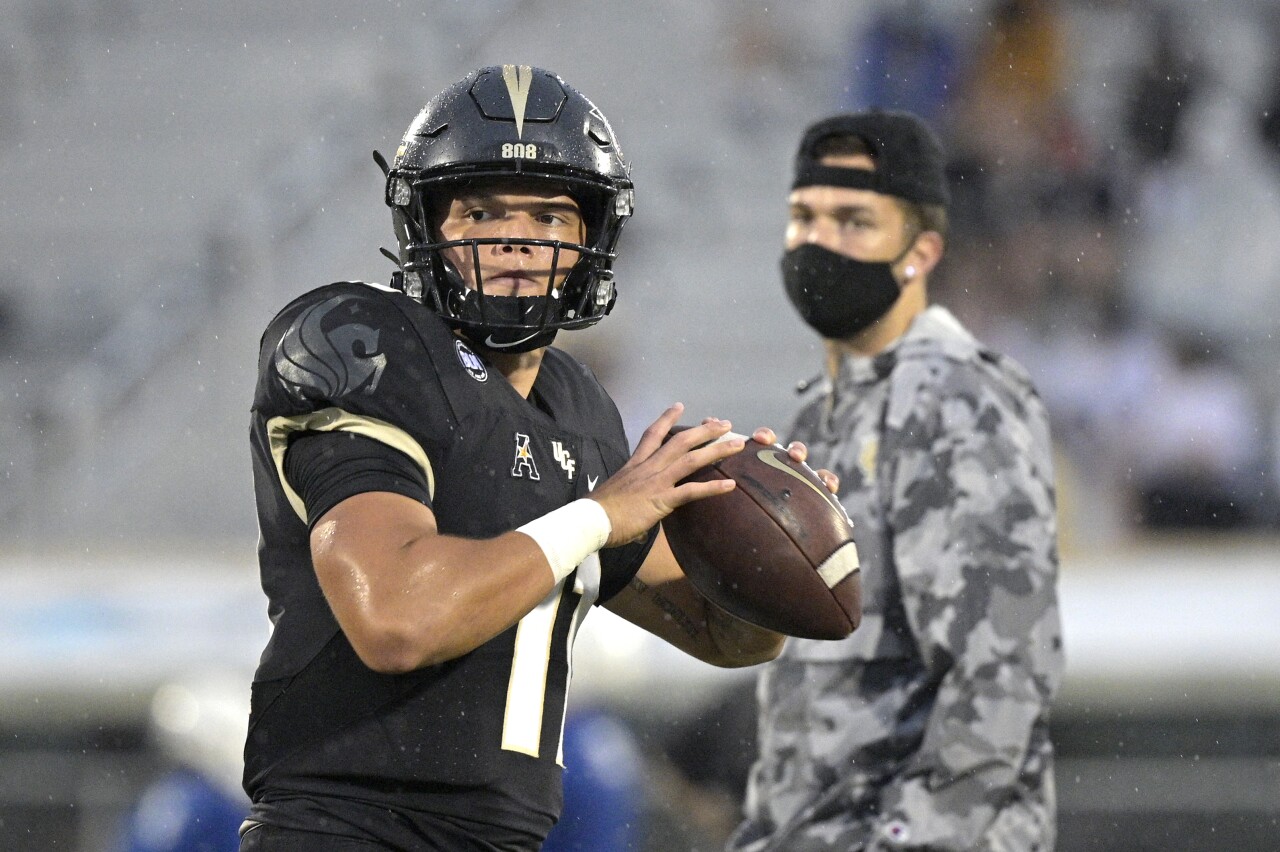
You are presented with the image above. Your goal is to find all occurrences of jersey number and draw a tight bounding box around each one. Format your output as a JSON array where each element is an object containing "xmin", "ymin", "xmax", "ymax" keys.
[{"xmin": 501, "ymin": 553, "xmax": 600, "ymax": 761}]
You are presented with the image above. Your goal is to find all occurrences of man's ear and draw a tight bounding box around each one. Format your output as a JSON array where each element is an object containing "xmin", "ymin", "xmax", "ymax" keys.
[{"xmin": 907, "ymin": 230, "xmax": 945, "ymax": 279}]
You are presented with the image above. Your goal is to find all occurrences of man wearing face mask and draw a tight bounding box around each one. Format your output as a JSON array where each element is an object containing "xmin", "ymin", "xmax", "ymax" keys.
[{"xmin": 729, "ymin": 111, "xmax": 1065, "ymax": 851}]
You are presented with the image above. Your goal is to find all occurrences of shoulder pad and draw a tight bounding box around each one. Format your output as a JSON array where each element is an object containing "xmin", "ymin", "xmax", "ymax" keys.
[{"xmin": 254, "ymin": 282, "xmax": 452, "ymax": 420}]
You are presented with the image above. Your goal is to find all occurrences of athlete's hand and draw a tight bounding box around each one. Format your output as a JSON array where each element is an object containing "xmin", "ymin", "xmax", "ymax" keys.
[
  {"xmin": 751, "ymin": 428, "xmax": 840, "ymax": 495},
  {"xmin": 591, "ymin": 403, "xmax": 744, "ymax": 546}
]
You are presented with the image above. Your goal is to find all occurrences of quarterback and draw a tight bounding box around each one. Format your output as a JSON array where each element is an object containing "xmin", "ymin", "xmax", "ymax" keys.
[{"xmin": 239, "ymin": 66, "xmax": 828, "ymax": 851}]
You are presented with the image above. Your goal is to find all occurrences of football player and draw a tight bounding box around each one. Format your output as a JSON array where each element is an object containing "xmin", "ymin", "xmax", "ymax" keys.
[{"xmin": 239, "ymin": 65, "xmax": 810, "ymax": 852}]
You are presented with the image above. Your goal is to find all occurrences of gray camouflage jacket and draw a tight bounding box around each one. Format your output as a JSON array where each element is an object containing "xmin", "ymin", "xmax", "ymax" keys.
[{"xmin": 733, "ymin": 306, "xmax": 1065, "ymax": 851}]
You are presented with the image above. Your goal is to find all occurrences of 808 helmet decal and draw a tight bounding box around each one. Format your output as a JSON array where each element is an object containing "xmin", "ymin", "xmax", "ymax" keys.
[{"xmin": 384, "ymin": 65, "xmax": 634, "ymax": 352}]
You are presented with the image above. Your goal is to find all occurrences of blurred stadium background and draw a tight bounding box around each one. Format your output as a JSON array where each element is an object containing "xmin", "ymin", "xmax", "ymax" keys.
[{"xmin": 1, "ymin": 0, "xmax": 1278, "ymax": 849}]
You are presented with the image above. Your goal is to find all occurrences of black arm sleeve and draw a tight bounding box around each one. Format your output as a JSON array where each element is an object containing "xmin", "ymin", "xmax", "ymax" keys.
[{"xmin": 284, "ymin": 431, "xmax": 432, "ymax": 529}]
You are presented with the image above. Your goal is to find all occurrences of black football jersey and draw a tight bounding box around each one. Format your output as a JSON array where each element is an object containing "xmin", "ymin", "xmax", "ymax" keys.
[{"xmin": 244, "ymin": 281, "xmax": 652, "ymax": 849}]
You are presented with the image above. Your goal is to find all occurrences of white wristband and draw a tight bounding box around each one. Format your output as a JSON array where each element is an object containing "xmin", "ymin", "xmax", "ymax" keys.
[{"xmin": 517, "ymin": 498, "xmax": 612, "ymax": 584}]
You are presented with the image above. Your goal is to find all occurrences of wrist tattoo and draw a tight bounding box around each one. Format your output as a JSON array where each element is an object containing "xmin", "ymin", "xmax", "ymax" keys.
[{"xmin": 629, "ymin": 577, "xmax": 703, "ymax": 639}]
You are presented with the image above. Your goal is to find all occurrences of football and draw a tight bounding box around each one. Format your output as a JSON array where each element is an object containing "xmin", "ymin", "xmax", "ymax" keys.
[{"xmin": 662, "ymin": 429, "xmax": 861, "ymax": 640}]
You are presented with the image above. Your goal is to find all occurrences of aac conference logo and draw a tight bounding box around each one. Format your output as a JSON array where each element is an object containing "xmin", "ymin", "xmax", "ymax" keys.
[{"xmin": 455, "ymin": 339, "xmax": 488, "ymax": 382}]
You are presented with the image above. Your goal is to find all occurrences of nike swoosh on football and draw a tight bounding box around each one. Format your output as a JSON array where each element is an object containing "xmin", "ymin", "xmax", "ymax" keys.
[{"xmin": 756, "ymin": 449, "xmax": 836, "ymax": 504}]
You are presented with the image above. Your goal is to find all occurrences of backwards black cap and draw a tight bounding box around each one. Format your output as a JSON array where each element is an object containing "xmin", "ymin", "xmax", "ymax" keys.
[{"xmin": 792, "ymin": 110, "xmax": 950, "ymax": 207}]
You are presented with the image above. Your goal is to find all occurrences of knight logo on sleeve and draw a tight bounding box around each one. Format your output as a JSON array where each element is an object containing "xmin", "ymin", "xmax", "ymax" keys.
[{"xmin": 274, "ymin": 295, "xmax": 388, "ymax": 399}]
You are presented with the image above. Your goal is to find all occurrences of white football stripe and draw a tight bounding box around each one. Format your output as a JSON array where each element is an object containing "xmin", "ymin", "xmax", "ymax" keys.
[{"xmin": 816, "ymin": 541, "xmax": 861, "ymax": 589}]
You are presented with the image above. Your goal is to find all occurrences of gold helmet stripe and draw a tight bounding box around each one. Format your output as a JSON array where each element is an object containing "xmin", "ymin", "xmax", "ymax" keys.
[{"xmin": 501, "ymin": 64, "xmax": 534, "ymax": 139}]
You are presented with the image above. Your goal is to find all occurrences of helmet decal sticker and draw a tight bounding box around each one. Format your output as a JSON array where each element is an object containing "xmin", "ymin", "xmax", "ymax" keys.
[{"xmin": 501, "ymin": 64, "xmax": 533, "ymax": 139}]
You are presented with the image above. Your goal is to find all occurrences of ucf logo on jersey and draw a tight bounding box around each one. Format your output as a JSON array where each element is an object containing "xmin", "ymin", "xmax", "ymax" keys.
[
  {"xmin": 511, "ymin": 434, "xmax": 578, "ymax": 483},
  {"xmin": 551, "ymin": 441, "xmax": 575, "ymax": 480}
]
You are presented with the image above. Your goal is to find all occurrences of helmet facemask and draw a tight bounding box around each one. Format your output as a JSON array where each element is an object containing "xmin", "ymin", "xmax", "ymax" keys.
[{"xmin": 399, "ymin": 173, "xmax": 624, "ymax": 353}]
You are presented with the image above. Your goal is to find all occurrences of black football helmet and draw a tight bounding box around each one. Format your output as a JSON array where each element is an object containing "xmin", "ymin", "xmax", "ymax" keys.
[{"xmin": 383, "ymin": 65, "xmax": 634, "ymax": 352}]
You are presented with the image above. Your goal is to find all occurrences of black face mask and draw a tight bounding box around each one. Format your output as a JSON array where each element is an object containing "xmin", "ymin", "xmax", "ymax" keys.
[{"xmin": 781, "ymin": 243, "xmax": 904, "ymax": 339}]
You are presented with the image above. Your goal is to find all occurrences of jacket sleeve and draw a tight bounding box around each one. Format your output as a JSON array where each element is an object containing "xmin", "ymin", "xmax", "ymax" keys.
[{"xmin": 869, "ymin": 361, "xmax": 1065, "ymax": 850}]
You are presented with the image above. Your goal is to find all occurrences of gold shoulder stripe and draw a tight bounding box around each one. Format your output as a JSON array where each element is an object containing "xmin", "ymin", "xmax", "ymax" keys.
[
  {"xmin": 501, "ymin": 64, "xmax": 534, "ymax": 139},
  {"xmin": 266, "ymin": 407, "xmax": 435, "ymax": 524}
]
